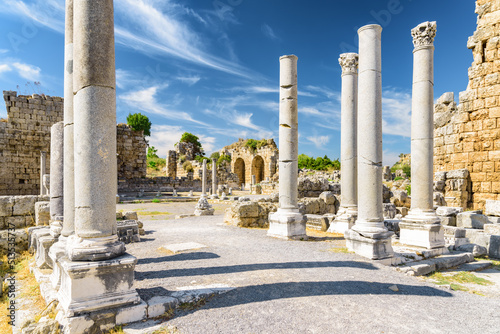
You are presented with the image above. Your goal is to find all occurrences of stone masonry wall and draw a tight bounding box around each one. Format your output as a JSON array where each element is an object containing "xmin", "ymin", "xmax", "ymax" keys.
[
  {"xmin": 0, "ymin": 91, "xmax": 64, "ymax": 195},
  {"xmin": 117, "ymin": 124, "xmax": 147, "ymax": 180},
  {"xmin": 434, "ymin": 0, "xmax": 500, "ymax": 209}
]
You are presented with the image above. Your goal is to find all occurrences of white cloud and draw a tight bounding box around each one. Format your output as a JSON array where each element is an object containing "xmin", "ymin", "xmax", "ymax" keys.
[
  {"xmin": 307, "ymin": 135, "xmax": 330, "ymax": 148},
  {"xmin": 175, "ymin": 75, "xmax": 201, "ymax": 86},
  {"xmin": 0, "ymin": 49, "xmax": 9, "ymax": 54},
  {"xmin": 382, "ymin": 88, "xmax": 412, "ymax": 137},
  {"xmin": 0, "ymin": 64, "xmax": 12, "ymax": 75},
  {"xmin": 198, "ymin": 135, "xmax": 216, "ymax": 154},
  {"xmin": 304, "ymin": 85, "xmax": 340, "ymax": 100},
  {"xmin": 148, "ymin": 124, "xmax": 185, "ymax": 157},
  {"xmin": 116, "ymin": 69, "xmax": 148, "ymax": 90},
  {"xmin": 119, "ymin": 85, "xmax": 206, "ymax": 125},
  {"xmin": 12, "ymin": 62, "xmax": 41, "ymax": 81},
  {"xmin": 261, "ymin": 23, "xmax": 278, "ymax": 40},
  {"xmin": 0, "ymin": 0, "xmax": 65, "ymax": 33}
]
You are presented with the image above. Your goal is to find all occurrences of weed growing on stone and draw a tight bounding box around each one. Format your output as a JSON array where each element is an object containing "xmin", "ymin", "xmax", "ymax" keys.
[
  {"xmin": 152, "ymin": 198, "xmax": 161, "ymax": 203},
  {"xmin": 152, "ymin": 326, "xmax": 180, "ymax": 334},
  {"xmin": 107, "ymin": 325, "xmax": 124, "ymax": 333},
  {"xmin": 427, "ymin": 271, "xmax": 492, "ymax": 295}
]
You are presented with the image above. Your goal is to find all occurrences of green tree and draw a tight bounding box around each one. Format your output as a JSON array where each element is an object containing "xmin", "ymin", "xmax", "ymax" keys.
[
  {"xmin": 179, "ymin": 132, "xmax": 204, "ymax": 157},
  {"xmin": 126, "ymin": 113, "xmax": 152, "ymax": 136},
  {"xmin": 147, "ymin": 146, "xmax": 158, "ymax": 159}
]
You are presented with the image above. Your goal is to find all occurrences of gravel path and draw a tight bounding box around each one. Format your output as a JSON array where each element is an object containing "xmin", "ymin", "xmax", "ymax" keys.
[{"xmin": 121, "ymin": 202, "xmax": 500, "ymax": 334}]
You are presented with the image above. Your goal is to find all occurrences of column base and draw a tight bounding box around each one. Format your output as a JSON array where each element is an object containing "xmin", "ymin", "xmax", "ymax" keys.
[
  {"xmin": 345, "ymin": 228, "xmax": 394, "ymax": 260},
  {"xmin": 66, "ymin": 234, "xmax": 125, "ymax": 261},
  {"xmin": 57, "ymin": 253, "xmax": 141, "ymax": 317},
  {"xmin": 400, "ymin": 211, "xmax": 444, "ymax": 249},
  {"xmin": 267, "ymin": 209, "xmax": 307, "ymax": 240},
  {"xmin": 327, "ymin": 212, "xmax": 356, "ymax": 234},
  {"xmin": 49, "ymin": 238, "xmax": 68, "ymax": 290},
  {"xmin": 194, "ymin": 196, "xmax": 214, "ymax": 216},
  {"xmin": 50, "ymin": 216, "xmax": 63, "ymax": 238},
  {"xmin": 35, "ymin": 235, "xmax": 57, "ymax": 270},
  {"xmin": 29, "ymin": 227, "xmax": 51, "ymax": 254}
]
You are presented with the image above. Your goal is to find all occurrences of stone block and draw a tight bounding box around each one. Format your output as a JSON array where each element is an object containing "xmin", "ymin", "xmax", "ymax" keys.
[
  {"xmin": 115, "ymin": 300, "xmax": 147, "ymax": 325},
  {"xmin": 147, "ymin": 296, "xmax": 178, "ymax": 318},
  {"xmin": 436, "ymin": 206, "xmax": 463, "ymax": 216},
  {"xmin": 319, "ymin": 191, "xmax": 336, "ymax": 205},
  {"xmin": 484, "ymin": 199, "xmax": 500, "ymax": 216},
  {"xmin": 465, "ymin": 229, "xmax": 491, "ymax": 248},
  {"xmin": 440, "ymin": 216, "xmax": 456, "ymax": 226},
  {"xmin": 489, "ymin": 235, "xmax": 500, "ymax": 259},
  {"xmin": 12, "ymin": 195, "xmax": 37, "ymax": 215},
  {"xmin": 0, "ymin": 197, "xmax": 13, "ymax": 217},
  {"xmin": 345, "ymin": 229, "xmax": 394, "ymax": 260},
  {"xmin": 487, "ymin": 216, "xmax": 500, "ymax": 224},
  {"xmin": 35, "ymin": 201, "xmax": 50, "ymax": 226},
  {"xmin": 456, "ymin": 212, "xmax": 490, "ymax": 229},
  {"xmin": 237, "ymin": 202, "xmax": 259, "ymax": 218},
  {"xmin": 305, "ymin": 214, "xmax": 329, "ymax": 232},
  {"xmin": 399, "ymin": 222, "xmax": 445, "ymax": 249},
  {"xmin": 444, "ymin": 226, "xmax": 466, "ymax": 238},
  {"xmin": 383, "ymin": 203, "xmax": 397, "ymax": 219},
  {"xmin": 484, "ymin": 223, "xmax": 500, "ymax": 235},
  {"xmin": 446, "ymin": 169, "xmax": 469, "ymax": 179},
  {"xmin": 6, "ymin": 216, "xmax": 26, "ymax": 229},
  {"xmin": 456, "ymin": 243, "xmax": 488, "ymax": 257},
  {"xmin": 123, "ymin": 211, "xmax": 138, "ymax": 220}
]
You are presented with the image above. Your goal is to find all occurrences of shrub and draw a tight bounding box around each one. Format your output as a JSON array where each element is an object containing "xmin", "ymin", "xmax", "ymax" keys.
[
  {"xmin": 394, "ymin": 176, "xmax": 403, "ymax": 181},
  {"xmin": 179, "ymin": 154, "xmax": 186, "ymax": 163},
  {"xmin": 402, "ymin": 165, "xmax": 411, "ymax": 179},
  {"xmin": 127, "ymin": 113, "xmax": 152, "ymax": 136},
  {"xmin": 182, "ymin": 161, "xmax": 194, "ymax": 172},
  {"xmin": 217, "ymin": 154, "xmax": 231, "ymax": 166}
]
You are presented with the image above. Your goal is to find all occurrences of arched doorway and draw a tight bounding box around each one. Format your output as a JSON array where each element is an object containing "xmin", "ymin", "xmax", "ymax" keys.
[
  {"xmin": 234, "ymin": 158, "xmax": 246, "ymax": 186},
  {"xmin": 251, "ymin": 155, "xmax": 265, "ymax": 184}
]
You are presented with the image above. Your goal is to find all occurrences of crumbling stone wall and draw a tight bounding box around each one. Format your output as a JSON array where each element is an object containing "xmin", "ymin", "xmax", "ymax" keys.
[
  {"xmin": 1, "ymin": 91, "xmax": 63, "ymax": 195},
  {"xmin": 434, "ymin": 169, "xmax": 473, "ymax": 209},
  {"xmin": 434, "ymin": 0, "xmax": 500, "ymax": 209},
  {"xmin": 116, "ymin": 124, "xmax": 147, "ymax": 180}
]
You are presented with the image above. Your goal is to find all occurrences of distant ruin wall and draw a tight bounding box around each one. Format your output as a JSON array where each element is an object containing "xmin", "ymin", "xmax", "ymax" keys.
[
  {"xmin": 434, "ymin": 0, "xmax": 500, "ymax": 209},
  {"xmin": 1, "ymin": 91, "xmax": 148, "ymax": 196},
  {"xmin": 0, "ymin": 91, "xmax": 64, "ymax": 195},
  {"xmin": 117, "ymin": 124, "xmax": 147, "ymax": 180}
]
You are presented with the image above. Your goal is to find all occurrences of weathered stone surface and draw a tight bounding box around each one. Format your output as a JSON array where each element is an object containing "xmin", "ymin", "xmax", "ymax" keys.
[
  {"xmin": 446, "ymin": 169, "xmax": 470, "ymax": 179},
  {"xmin": 456, "ymin": 243, "xmax": 488, "ymax": 257},
  {"xmin": 0, "ymin": 229, "xmax": 28, "ymax": 256},
  {"xmin": 35, "ymin": 201, "xmax": 50, "ymax": 226},
  {"xmin": 224, "ymin": 200, "xmax": 277, "ymax": 228},
  {"xmin": 443, "ymin": 226, "xmax": 466, "ymax": 238},
  {"xmin": 123, "ymin": 211, "xmax": 138, "ymax": 220},
  {"xmin": 194, "ymin": 197, "xmax": 214, "ymax": 216},
  {"xmin": 436, "ymin": 206, "xmax": 463, "ymax": 216},
  {"xmin": 13, "ymin": 195, "xmax": 37, "ymax": 215},
  {"xmin": 484, "ymin": 223, "xmax": 500, "ymax": 235},
  {"xmin": 484, "ymin": 200, "xmax": 500, "ymax": 216},
  {"xmin": 439, "ymin": 216, "xmax": 456, "ymax": 226},
  {"xmin": 456, "ymin": 212, "xmax": 491, "ymax": 229},
  {"xmin": 383, "ymin": 203, "xmax": 397, "ymax": 219},
  {"xmin": 305, "ymin": 214, "xmax": 330, "ymax": 232},
  {"xmin": 0, "ymin": 197, "xmax": 13, "ymax": 217}
]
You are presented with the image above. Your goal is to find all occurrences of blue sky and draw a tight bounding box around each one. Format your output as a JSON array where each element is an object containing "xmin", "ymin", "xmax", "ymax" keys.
[{"xmin": 0, "ymin": 0, "xmax": 476, "ymax": 166}]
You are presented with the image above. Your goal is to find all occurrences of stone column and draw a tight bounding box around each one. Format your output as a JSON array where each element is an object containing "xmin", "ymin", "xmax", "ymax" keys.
[
  {"xmin": 49, "ymin": 121, "xmax": 64, "ymax": 237},
  {"xmin": 211, "ymin": 159, "xmax": 218, "ymax": 199},
  {"xmin": 345, "ymin": 25, "xmax": 393, "ymax": 260},
  {"xmin": 328, "ymin": 53, "xmax": 358, "ymax": 234},
  {"xmin": 49, "ymin": 0, "xmax": 74, "ymax": 290},
  {"xmin": 40, "ymin": 151, "xmax": 47, "ymax": 195},
  {"xmin": 251, "ymin": 175, "xmax": 256, "ymax": 185},
  {"xmin": 59, "ymin": 0, "xmax": 140, "ymax": 317},
  {"xmin": 268, "ymin": 55, "xmax": 307, "ymax": 240},
  {"xmin": 400, "ymin": 21, "xmax": 444, "ymax": 249},
  {"xmin": 202, "ymin": 159, "xmax": 207, "ymax": 196}
]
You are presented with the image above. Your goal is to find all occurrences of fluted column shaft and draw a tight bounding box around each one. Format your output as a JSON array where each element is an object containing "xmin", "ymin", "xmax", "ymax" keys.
[{"xmin": 202, "ymin": 159, "xmax": 207, "ymax": 196}]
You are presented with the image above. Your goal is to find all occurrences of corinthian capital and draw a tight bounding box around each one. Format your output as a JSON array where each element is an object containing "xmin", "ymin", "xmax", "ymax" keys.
[
  {"xmin": 338, "ymin": 53, "xmax": 359, "ymax": 75},
  {"xmin": 411, "ymin": 21, "xmax": 437, "ymax": 48}
]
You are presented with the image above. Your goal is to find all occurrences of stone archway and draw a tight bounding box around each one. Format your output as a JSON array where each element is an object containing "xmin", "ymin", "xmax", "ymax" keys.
[
  {"xmin": 252, "ymin": 155, "xmax": 265, "ymax": 184},
  {"xmin": 234, "ymin": 158, "xmax": 246, "ymax": 186}
]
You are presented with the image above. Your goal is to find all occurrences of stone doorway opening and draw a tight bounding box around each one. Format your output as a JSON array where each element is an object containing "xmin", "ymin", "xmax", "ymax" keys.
[
  {"xmin": 252, "ymin": 155, "xmax": 265, "ymax": 184},
  {"xmin": 234, "ymin": 158, "xmax": 246, "ymax": 186}
]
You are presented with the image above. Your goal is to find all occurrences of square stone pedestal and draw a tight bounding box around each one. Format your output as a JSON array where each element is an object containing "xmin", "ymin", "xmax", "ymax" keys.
[
  {"xmin": 35, "ymin": 235, "xmax": 56, "ymax": 270},
  {"xmin": 48, "ymin": 241, "xmax": 66, "ymax": 290},
  {"xmin": 267, "ymin": 209, "xmax": 307, "ymax": 240},
  {"xmin": 57, "ymin": 253, "xmax": 141, "ymax": 317},
  {"xmin": 399, "ymin": 221, "xmax": 445, "ymax": 249},
  {"xmin": 327, "ymin": 214, "xmax": 356, "ymax": 234},
  {"xmin": 345, "ymin": 229, "xmax": 394, "ymax": 260}
]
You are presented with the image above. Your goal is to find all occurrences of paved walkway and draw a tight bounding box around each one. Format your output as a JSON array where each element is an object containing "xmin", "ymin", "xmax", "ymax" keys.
[{"xmin": 121, "ymin": 202, "xmax": 500, "ymax": 334}]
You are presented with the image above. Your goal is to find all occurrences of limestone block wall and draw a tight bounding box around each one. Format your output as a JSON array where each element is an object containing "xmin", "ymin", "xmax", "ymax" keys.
[
  {"xmin": 118, "ymin": 176, "xmax": 202, "ymax": 194},
  {"xmin": 0, "ymin": 195, "xmax": 49, "ymax": 255},
  {"xmin": 434, "ymin": 169, "xmax": 473, "ymax": 209},
  {"xmin": 116, "ymin": 124, "xmax": 147, "ymax": 180},
  {"xmin": 1, "ymin": 91, "xmax": 64, "ymax": 195},
  {"xmin": 434, "ymin": 0, "xmax": 500, "ymax": 209}
]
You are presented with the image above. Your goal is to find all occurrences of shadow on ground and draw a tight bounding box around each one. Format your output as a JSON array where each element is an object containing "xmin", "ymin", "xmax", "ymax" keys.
[{"xmin": 135, "ymin": 260, "xmax": 378, "ymax": 280}]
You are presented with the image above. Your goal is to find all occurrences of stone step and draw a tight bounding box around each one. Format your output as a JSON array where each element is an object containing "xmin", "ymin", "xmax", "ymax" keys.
[{"xmin": 396, "ymin": 252, "xmax": 474, "ymax": 276}]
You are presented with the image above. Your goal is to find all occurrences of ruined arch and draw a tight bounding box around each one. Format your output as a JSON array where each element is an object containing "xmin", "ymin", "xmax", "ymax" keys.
[
  {"xmin": 234, "ymin": 158, "xmax": 246, "ymax": 186},
  {"xmin": 251, "ymin": 155, "xmax": 265, "ymax": 184}
]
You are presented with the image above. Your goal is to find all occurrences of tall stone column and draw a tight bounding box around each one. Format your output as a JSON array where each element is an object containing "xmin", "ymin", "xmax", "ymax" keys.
[
  {"xmin": 328, "ymin": 53, "xmax": 359, "ymax": 234},
  {"xmin": 40, "ymin": 151, "xmax": 47, "ymax": 196},
  {"xmin": 268, "ymin": 55, "xmax": 307, "ymax": 240},
  {"xmin": 400, "ymin": 21, "xmax": 444, "ymax": 249},
  {"xmin": 202, "ymin": 159, "xmax": 207, "ymax": 196},
  {"xmin": 211, "ymin": 159, "xmax": 218, "ymax": 198},
  {"xmin": 345, "ymin": 25, "xmax": 393, "ymax": 260},
  {"xmin": 49, "ymin": 0, "xmax": 74, "ymax": 290},
  {"xmin": 35, "ymin": 122, "xmax": 64, "ymax": 270},
  {"xmin": 59, "ymin": 0, "xmax": 140, "ymax": 317},
  {"xmin": 49, "ymin": 121, "xmax": 64, "ymax": 237}
]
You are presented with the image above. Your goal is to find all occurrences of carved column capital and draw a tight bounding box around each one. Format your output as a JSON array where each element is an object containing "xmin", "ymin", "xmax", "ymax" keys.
[
  {"xmin": 412, "ymin": 21, "xmax": 437, "ymax": 49},
  {"xmin": 339, "ymin": 53, "xmax": 359, "ymax": 75}
]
